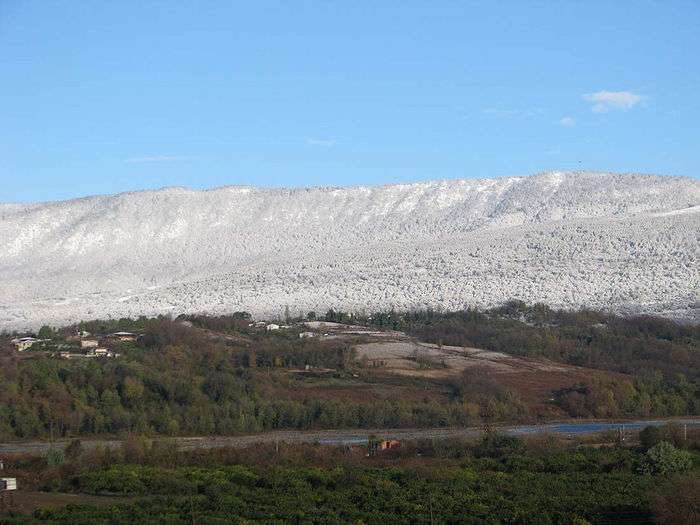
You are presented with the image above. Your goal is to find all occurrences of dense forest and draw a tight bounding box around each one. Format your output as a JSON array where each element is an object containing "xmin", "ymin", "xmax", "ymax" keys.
[
  {"xmin": 0, "ymin": 428, "xmax": 698, "ymax": 524},
  {"xmin": 0, "ymin": 302, "xmax": 698, "ymax": 440},
  {"xmin": 1, "ymin": 316, "xmax": 466, "ymax": 439}
]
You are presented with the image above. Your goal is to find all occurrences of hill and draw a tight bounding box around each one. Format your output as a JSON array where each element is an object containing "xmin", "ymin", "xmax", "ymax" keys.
[{"xmin": 1, "ymin": 171, "xmax": 698, "ymax": 329}]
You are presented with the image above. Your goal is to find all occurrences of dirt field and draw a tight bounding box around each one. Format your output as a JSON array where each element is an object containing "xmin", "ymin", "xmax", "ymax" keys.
[
  {"xmin": 354, "ymin": 339, "xmax": 599, "ymax": 413},
  {"xmin": 1, "ymin": 491, "xmax": 133, "ymax": 514},
  {"xmin": 288, "ymin": 321, "xmax": 610, "ymax": 412},
  {"xmin": 264, "ymin": 375, "xmax": 449, "ymax": 404},
  {"xmin": 355, "ymin": 340, "xmax": 572, "ymax": 378}
]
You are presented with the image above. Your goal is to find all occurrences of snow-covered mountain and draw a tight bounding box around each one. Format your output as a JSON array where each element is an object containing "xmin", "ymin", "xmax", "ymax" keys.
[{"xmin": 1, "ymin": 171, "xmax": 698, "ymax": 329}]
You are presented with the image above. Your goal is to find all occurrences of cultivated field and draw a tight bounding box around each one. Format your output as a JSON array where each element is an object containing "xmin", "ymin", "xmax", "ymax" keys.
[{"xmin": 300, "ymin": 321, "xmax": 600, "ymax": 411}]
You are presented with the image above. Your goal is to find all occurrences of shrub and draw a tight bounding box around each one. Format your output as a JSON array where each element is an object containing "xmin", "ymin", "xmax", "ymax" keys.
[
  {"xmin": 639, "ymin": 425, "xmax": 663, "ymax": 451},
  {"xmin": 475, "ymin": 432, "xmax": 524, "ymax": 458},
  {"xmin": 649, "ymin": 473, "xmax": 700, "ymax": 525},
  {"xmin": 637, "ymin": 442, "xmax": 692, "ymax": 476},
  {"xmin": 44, "ymin": 448, "xmax": 65, "ymax": 467}
]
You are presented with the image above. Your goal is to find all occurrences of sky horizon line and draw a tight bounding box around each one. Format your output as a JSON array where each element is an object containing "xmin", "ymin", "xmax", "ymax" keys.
[{"xmin": 3, "ymin": 169, "xmax": 697, "ymax": 206}]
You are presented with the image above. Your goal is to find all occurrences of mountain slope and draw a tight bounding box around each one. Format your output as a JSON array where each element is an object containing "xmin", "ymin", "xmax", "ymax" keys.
[{"xmin": 1, "ymin": 171, "xmax": 698, "ymax": 329}]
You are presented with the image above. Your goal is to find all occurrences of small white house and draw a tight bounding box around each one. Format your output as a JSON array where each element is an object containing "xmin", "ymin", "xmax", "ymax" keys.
[
  {"xmin": 94, "ymin": 348, "xmax": 108, "ymax": 357},
  {"xmin": 11, "ymin": 337, "xmax": 41, "ymax": 351},
  {"xmin": 266, "ymin": 323, "xmax": 280, "ymax": 331},
  {"xmin": 299, "ymin": 332, "xmax": 315, "ymax": 339},
  {"xmin": 0, "ymin": 478, "xmax": 17, "ymax": 491},
  {"xmin": 80, "ymin": 339, "xmax": 99, "ymax": 349},
  {"xmin": 108, "ymin": 332, "xmax": 137, "ymax": 342}
]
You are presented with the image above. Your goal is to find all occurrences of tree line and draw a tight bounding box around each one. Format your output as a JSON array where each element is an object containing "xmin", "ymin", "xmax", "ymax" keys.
[{"xmin": 1, "ymin": 302, "xmax": 698, "ymax": 440}]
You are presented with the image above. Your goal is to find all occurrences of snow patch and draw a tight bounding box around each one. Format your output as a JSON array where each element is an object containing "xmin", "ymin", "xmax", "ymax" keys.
[{"xmin": 1, "ymin": 171, "xmax": 698, "ymax": 329}]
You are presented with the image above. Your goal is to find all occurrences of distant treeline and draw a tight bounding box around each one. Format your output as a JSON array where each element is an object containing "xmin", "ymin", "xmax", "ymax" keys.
[{"xmin": 0, "ymin": 302, "xmax": 697, "ymax": 440}]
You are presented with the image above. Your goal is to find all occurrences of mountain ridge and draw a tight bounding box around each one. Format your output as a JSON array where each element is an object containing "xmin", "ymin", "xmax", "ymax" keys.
[
  {"xmin": 2, "ymin": 170, "xmax": 696, "ymax": 208},
  {"xmin": 1, "ymin": 171, "xmax": 698, "ymax": 329}
]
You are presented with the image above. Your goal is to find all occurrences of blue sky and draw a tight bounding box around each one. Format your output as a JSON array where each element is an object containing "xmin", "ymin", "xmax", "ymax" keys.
[{"xmin": 1, "ymin": 1, "xmax": 698, "ymax": 202}]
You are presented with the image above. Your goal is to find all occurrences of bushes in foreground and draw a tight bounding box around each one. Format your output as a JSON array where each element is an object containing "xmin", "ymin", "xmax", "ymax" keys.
[{"xmin": 2, "ymin": 432, "xmax": 698, "ymax": 524}]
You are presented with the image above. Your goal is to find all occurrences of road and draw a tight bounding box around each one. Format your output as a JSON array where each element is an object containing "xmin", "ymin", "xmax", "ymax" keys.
[{"xmin": 1, "ymin": 418, "xmax": 697, "ymax": 455}]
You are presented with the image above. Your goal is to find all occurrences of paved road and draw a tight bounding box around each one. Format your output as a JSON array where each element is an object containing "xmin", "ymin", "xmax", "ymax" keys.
[{"xmin": 1, "ymin": 418, "xmax": 698, "ymax": 455}]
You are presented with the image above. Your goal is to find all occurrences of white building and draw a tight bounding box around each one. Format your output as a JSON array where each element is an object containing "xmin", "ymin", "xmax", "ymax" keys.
[
  {"xmin": 266, "ymin": 323, "xmax": 280, "ymax": 331},
  {"xmin": 11, "ymin": 337, "xmax": 42, "ymax": 351},
  {"xmin": 0, "ymin": 478, "xmax": 17, "ymax": 491},
  {"xmin": 108, "ymin": 331, "xmax": 137, "ymax": 341}
]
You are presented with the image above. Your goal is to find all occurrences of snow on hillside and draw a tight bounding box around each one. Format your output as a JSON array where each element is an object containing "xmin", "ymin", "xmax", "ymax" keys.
[{"xmin": 1, "ymin": 171, "xmax": 698, "ymax": 329}]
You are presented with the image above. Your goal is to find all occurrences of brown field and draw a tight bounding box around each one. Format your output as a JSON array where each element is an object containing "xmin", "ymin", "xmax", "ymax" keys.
[
  {"xmin": 184, "ymin": 320, "xmax": 629, "ymax": 419},
  {"xmin": 262, "ymin": 372, "xmax": 449, "ymax": 403},
  {"xmin": 354, "ymin": 339, "xmax": 601, "ymax": 413},
  {"xmin": 355, "ymin": 340, "xmax": 571, "ymax": 378},
  {"xmin": 298, "ymin": 322, "xmax": 621, "ymax": 414},
  {"xmin": 1, "ymin": 491, "xmax": 134, "ymax": 514}
]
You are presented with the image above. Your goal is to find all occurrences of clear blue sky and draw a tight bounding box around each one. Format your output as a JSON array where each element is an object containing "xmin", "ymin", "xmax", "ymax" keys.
[{"xmin": 2, "ymin": 1, "xmax": 698, "ymax": 202}]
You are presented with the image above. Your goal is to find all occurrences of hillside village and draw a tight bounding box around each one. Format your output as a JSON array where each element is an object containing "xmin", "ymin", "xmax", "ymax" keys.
[
  {"xmin": 7, "ymin": 318, "xmax": 318, "ymax": 362},
  {"xmin": 9, "ymin": 331, "xmax": 135, "ymax": 359}
]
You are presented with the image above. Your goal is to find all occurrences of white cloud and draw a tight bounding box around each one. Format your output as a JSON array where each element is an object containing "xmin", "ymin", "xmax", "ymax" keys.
[
  {"xmin": 583, "ymin": 91, "xmax": 645, "ymax": 113},
  {"xmin": 306, "ymin": 138, "xmax": 337, "ymax": 146},
  {"xmin": 125, "ymin": 155, "xmax": 188, "ymax": 163},
  {"xmin": 559, "ymin": 117, "xmax": 576, "ymax": 127}
]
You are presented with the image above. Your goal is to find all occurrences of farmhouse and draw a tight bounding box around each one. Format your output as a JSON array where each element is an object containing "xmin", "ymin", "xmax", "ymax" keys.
[
  {"xmin": 266, "ymin": 324, "xmax": 280, "ymax": 331},
  {"xmin": 0, "ymin": 478, "xmax": 16, "ymax": 491},
  {"xmin": 107, "ymin": 331, "xmax": 137, "ymax": 342},
  {"xmin": 60, "ymin": 347, "xmax": 118, "ymax": 359},
  {"xmin": 10, "ymin": 337, "xmax": 45, "ymax": 351},
  {"xmin": 380, "ymin": 439, "xmax": 401, "ymax": 451}
]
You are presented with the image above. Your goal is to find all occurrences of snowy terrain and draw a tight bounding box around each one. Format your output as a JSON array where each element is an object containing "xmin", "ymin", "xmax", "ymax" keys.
[{"xmin": 1, "ymin": 171, "xmax": 698, "ymax": 330}]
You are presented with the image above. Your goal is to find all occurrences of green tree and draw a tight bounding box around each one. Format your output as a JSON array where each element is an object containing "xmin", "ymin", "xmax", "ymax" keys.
[
  {"xmin": 637, "ymin": 442, "xmax": 692, "ymax": 475},
  {"xmin": 639, "ymin": 425, "xmax": 662, "ymax": 451},
  {"xmin": 120, "ymin": 377, "xmax": 145, "ymax": 407},
  {"xmin": 45, "ymin": 448, "xmax": 65, "ymax": 467},
  {"xmin": 38, "ymin": 325, "xmax": 54, "ymax": 339}
]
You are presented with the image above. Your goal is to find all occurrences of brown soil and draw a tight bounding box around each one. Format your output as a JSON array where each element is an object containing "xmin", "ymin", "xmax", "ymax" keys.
[
  {"xmin": 1, "ymin": 491, "xmax": 134, "ymax": 514},
  {"xmin": 262, "ymin": 378, "xmax": 448, "ymax": 404},
  {"xmin": 351, "ymin": 332, "xmax": 626, "ymax": 414}
]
